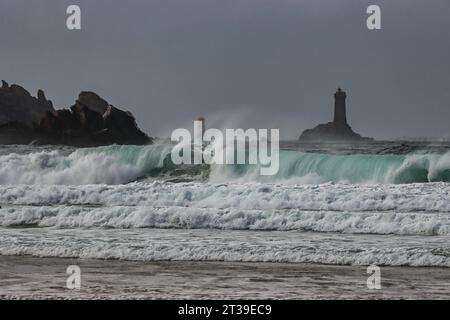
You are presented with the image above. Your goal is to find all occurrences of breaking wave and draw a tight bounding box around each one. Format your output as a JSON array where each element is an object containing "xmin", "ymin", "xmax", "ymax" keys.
[
  {"xmin": 0, "ymin": 144, "xmax": 449, "ymax": 185},
  {"xmin": 1, "ymin": 205, "xmax": 450, "ymax": 236},
  {"xmin": 1, "ymin": 182, "xmax": 450, "ymax": 236},
  {"xmin": 0, "ymin": 143, "xmax": 449, "ymax": 266},
  {"xmin": 0, "ymin": 227, "xmax": 449, "ymax": 267}
]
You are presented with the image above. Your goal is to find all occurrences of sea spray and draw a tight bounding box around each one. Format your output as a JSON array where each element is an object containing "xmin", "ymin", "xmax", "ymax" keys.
[{"xmin": 0, "ymin": 144, "xmax": 450, "ymax": 185}]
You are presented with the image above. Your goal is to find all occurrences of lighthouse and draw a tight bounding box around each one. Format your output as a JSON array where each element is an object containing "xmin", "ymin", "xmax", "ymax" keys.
[
  {"xmin": 299, "ymin": 87, "xmax": 373, "ymax": 142},
  {"xmin": 333, "ymin": 87, "xmax": 348, "ymax": 125}
]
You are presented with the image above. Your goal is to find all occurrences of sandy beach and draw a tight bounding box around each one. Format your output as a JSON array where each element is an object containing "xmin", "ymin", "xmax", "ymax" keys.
[{"xmin": 0, "ymin": 255, "xmax": 449, "ymax": 300}]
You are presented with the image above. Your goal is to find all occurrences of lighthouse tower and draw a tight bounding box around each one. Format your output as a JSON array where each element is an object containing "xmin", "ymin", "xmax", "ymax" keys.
[
  {"xmin": 299, "ymin": 87, "xmax": 373, "ymax": 141},
  {"xmin": 333, "ymin": 87, "xmax": 348, "ymax": 125}
]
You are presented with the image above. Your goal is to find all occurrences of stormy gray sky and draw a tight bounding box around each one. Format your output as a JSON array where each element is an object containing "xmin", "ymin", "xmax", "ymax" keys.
[{"xmin": 1, "ymin": 0, "xmax": 449, "ymax": 139}]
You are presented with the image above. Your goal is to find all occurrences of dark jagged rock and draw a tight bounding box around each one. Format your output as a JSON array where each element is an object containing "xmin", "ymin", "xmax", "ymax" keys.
[
  {"xmin": 0, "ymin": 81, "xmax": 54, "ymax": 126},
  {"xmin": 0, "ymin": 121, "xmax": 38, "ymax": 144},
  {"xmin": 76, "ymin": 91, "xmax": 109, "ymax": 115},
  {"xmin": 39, "ymin": 109, "xmax": 80, "ymax": 134},
  {"xmin": 102, "ymin": 105, "xmax": 150, "ymax": 144},
  {"xmin": 0, "ymin": 81, "xmax": 152, "ymax": 146},
  {"xmin": 70, "ymin": 103, "xmax": 105, "ymax": 134},
  {"xmin": 299, "ymin": 88, "xmax": 373, "ymax": 142},
  {"xmin": 300, "ymin": 122, "xmax": 371, "ymax": 142}
]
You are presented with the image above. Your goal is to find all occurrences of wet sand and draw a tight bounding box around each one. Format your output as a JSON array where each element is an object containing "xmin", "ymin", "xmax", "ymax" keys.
[{"xmin": 0, "ymin": 255, "xmax": 449, "ymax": 299}]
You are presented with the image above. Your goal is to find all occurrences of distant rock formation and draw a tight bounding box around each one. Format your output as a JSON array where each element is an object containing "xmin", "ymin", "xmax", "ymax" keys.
[
  {"xmin": 299, "ymin": 88, "xmax": 373, "ymax": 142},
  {"xmin": 0, "ymin": 81, "xmax": 54, "ymax": 126},
  {"xmin": 0, "ymin": 81, "xmax": 152, "ymax": 146}
]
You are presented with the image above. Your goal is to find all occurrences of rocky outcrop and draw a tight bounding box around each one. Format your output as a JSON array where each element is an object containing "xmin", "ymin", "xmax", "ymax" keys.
[
  {"xmin": 0, "ymin": 122, "xmax": 38, "ymax": 145},
  {"xmin": 0, "ymin": 81, "xmax": 54, "ymax": 126},
  {"xmin": 299, "ymin": 88, "xmax": 373, "ymax": 142},
  {"xmin": 0, "ymin": 81, "xmax": 152, "ymax": 146},
  {"xmin": 102, "ymin": 105, "xmax": 150, "ymax": 144},
  {"xmin": 299, "ymin": 122, "xmax": 372, "ymax": 142}
]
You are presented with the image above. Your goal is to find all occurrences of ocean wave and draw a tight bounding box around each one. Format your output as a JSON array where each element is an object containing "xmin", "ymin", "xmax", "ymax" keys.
[
  {"xmin": 1, "ymin": 181, "xmax": 449, "ymax": 211},
  {"xmin": 0, "ymin": 144, "xmax": 173, "ymax": 185},
  {"xmin": 210, "ymin": 150, "xmax": 450, "ymax": 184},
  {"xmin": 1, "ymin": 205, "xmax": 449, "ymax": 236},
  {"xmin": 0, "ymin": 182, "xmax": 450, "ymax": 235},
  {"xmin": 0, "ymin": 144, "xmax": 450, "ymax": 185},
  {"xmin": 0, "ymin": 228, "xmax": 448, "ymax": 267}
]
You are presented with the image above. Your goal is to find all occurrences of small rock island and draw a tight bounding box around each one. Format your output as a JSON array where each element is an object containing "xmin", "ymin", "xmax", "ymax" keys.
[
  {"xmin": 299, "ymin": 88, "xmax": 373, "ymax": 142},
  {"xmin": 0, "ymin": 80, "xmax": 151, "ymax": 146}
]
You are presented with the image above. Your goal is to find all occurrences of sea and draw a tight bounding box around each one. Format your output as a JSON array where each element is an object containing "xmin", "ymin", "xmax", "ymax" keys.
[{"xmin": 0, "ymin": 140, "xmax": 449, "ymax": 271}]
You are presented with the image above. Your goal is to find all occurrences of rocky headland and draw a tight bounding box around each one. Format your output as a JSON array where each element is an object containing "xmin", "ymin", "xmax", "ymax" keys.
[{"xmin": 0, "ymin": 81, "xmax": 151, "ymax": 146}]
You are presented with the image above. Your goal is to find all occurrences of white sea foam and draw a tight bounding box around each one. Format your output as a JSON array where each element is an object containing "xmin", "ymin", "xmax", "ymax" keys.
[
  {"xmin": 0, "ymin": 144, "xmax": 172, "ymax": 185},
  {"xmin": 1, "ymin": 205, "xmax": 449, "ymax": 236},
  {"xmin": 0, "ymin": 144, "xmax": 449, "ymax": 185},
  {"xmin": 0, "ymin": 182, "xmax": 449, "ymax": 235},
  {"xmin": 1, "ymin": 145, "xmax": 449, "ymax": 267},
  {"xmin": 0, "ymin": 228, "xmax": 448, "ymax": 267},
  {"xmin": 0, "ymin": 181, "xmax": 449, "ymax": 212}
]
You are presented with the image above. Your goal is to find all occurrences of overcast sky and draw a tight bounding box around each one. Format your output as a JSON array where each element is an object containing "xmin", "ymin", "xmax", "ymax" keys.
[{"xmin": 1, "ymin": 0, "xmax": 449, "ymax": 139}]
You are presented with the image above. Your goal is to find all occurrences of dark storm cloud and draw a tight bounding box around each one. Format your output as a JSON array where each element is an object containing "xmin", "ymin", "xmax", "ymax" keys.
[{"xmin": 1, "ymin": 0, "xmax": 449, "ymax": 139}]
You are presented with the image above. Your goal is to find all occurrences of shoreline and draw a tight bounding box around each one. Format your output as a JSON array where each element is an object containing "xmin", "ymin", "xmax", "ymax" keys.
[{"xmin": 1, "ymin": 255, "xmax": 449, "ymax": 300}]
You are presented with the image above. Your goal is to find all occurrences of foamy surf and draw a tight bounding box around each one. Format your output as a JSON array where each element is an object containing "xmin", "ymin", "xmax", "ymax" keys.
[
  {"xmin": 0, "ymin": 143, "xmax": 449, "ymax": 267},
  {"xmin": 0, "ymin": 144, "xmax": 450, "ymax": 184},
  {"xmin": 0, "ymin": 228, "xmax": 448, "ymax": 267},
  {"xmin": 1, "ymin": 205, "xmax": 449, "ymax": 236},
  {"xmin": 1, "ymin": 181, "xmax": 449, "ymax": 212}
]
